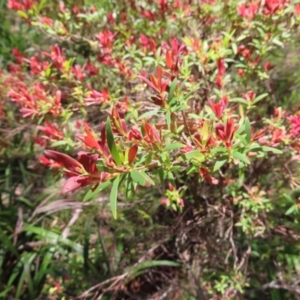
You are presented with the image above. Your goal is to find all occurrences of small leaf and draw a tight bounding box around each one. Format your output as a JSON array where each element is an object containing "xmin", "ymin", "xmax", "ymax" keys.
[
  {"xmin": 139, "ymin": 75, "xmax": 159, "ymax": 93},
  {"xmin": 127, "ymin": 260, "xmax": 180, "ymax": 280},
  {"xmin": 239, "ymin": 104, "xmax": 244, "ymax": 119},
  {"xmin": 166, "ymin": 50, "xmax": 173, "ymax": 69},
  {"xmin": 51, "ymin": 140, "xmax": 69, "ymax": 147},
  {"xmin": 131, "ymin": 170, "xmax": 155, "ymax": 186},
  {"xmin": 230, "ymin": 97, "xmax": 248, "ymax": 105},
  {"xmin": 262, "ymin": 146, "xmax": 282, "ymax": 154},
  {"xmin": 131, "ymin": 170, "xmax": 146, "ymax": 186},
  {"xmin": 106, "ymin": 118, "xmax": 122, "ymax": 166},
  {"xmin": 232, "ymin": 151, "xmax": 250, "ymax": 164},
  {"xmin": 253, "ymin": 93, "xmax": 268, "ymax": 104},
  {"xmin": 128, "ymin": 145, "xmax": 138, "ymax": 164},
  {"xmin": 138, "ymin": 110, "xmax": 159, "ymax": 120},
  {"xmin": 201, "ymin": 120, "xmax": 209, "ymax": 142},
  {"xmin": 184, "ymin": 150, "xmax": 205, "ymax": 162},
  {"xmin": 0, "ymin": 229, "xmax": 19, "ymax": 257},
  {"xmin": 213, "ymin": 159, "xmax": 227, "ymax": 172},
  {"xmin": 44, "ymin": 150, "xmax": 82, "ymax": 172},
  {"xmin": 62, "ymin": 176, "xmax": 84, "ymax": 194},
  {"xmin": 17, "ymin": 10, "xmax": 28, "ymax": 19},
  {"xmin": 162, "ymin": 143, "xmax": 185, "ymax": 152},
  {"xmin": 165, "ymin": 110, "xmax": 171, "ymax": 130},
  {"xmin": 272, "ymin": 38, "xmax": 284, "ymax": 48},
  {"xmin": 285, "ymin": 205, "xmax": 298, "ymax": 215},
  {"xmin": 244, "ymin": 117, "xmax": 251, "ymax": 143},
  {"xmin": 83, "ymin": 180, "xmax": 112, "ymax": 202},
  {"xmin": 110, "ymin": 176, "xmax": 120, "ymax": 219},
  {"xmin": 168, "ymin": 78, "xmax": 178, "ymax": 103},
  {"xmin": 210, "ymin": 147, "xmax": 227, "ymax": 154},
  {"xmin": 232, "ymin": 43, "xmax": 237, "ymax": 54}
]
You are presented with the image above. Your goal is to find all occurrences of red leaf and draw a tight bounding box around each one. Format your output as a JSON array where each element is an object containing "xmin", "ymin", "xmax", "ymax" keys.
[
  {"xmin": 78, "ymin": 124, "xmax": 100, "ymax": 150},
  {"xmin": 139, "ymin": 75, "xmax": 159, "ymax": 93},
  {"xmin": 62, "ymin": 176, "xmax": 90, "ymax": 194},
  {"xmin": 166, "ymin": 50, "xmax": 173, "ymax": 69},
  {"xmin": 112, "ymin": 106, "xmax": 120, "ymax": 119},
  {"xmin": 217, "ymin": 58, "xmax": 225, "ymax": 75},
  {"xmin": 156, "ymin": 66, "xmax": 162, "ymax": 83},
  {"xmin": 144, "ymin": 122, "xmax": 160, "ymax": 143},
  {"xmin": 151, "ymin": 95, "xmax": 164, "ymax": 106},
  {"xmin": 77, "ymin": 151, "xmax": 99, "ymax": 174},
  {"xmin": 128, "ymin": 128, "xmax": 142, "ymax": 141},
  {"xmin": 128, "ymin": 145, "xmax": 138, "ymax": 164},
  {"xmin": 121, "ymin": 119, "xmax": 127, "ymax": 133},
  {"xmin": 44, "ymin": 150, "xmax": 83, "ymax": 173},
  {"xmin": 199, "ymin": 167, "xmax": 219, "ymax": 185},
  {"xmin": 149, "ymin": 74, "xmax": 158, "ymax": 89}
]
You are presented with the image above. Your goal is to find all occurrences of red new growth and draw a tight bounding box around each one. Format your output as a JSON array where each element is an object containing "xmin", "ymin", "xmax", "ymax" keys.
[
  {"xmin": 44, "ymin": 150, "xmax": 103, "ymax": 194},
  {"xmin": 77, "ymin": 123, "xmax": 101, "ymax": 151},
  {"xmin": 199, "ymin": 167, "xmax": 219, "ymax": 185},
  {"xmin": 144, "ymin": 122, "xmax": 161, "ymax": 146},
  {"xmin": 128, "ymin": 145, "xmax": 138, "ymax": 164},
  {"xmin": 216, "ymin": 118, "xmax": 238, "ymax": 148},
  {"xmin": 209, "ymin": 96, "xmax": 228, "ymax": 119}
]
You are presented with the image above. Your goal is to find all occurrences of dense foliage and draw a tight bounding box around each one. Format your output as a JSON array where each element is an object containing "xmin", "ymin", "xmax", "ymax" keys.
[{"xmin": 1, "ymin": 0, "xmax": 300, "ymax": 299}]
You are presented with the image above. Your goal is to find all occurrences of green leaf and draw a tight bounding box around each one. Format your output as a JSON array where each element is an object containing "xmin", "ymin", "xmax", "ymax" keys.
[
  {"xmin": 38, "ymin": 0, "xmax": 48, "ymax": 11},
  {"xmin": 168, "ymin": 78, "xmax": 177, "ymax": 103},
  {"xmin": 83, "ymin": 180, "xmax": 112, "ymax": 202},
  {"xmin": 131, "ymin": 169, "xmax": 146, "ymax": 186},
  {"xmin": 106, "ymin": 118, "xmax": 122, "ymax": 166},
  {"xmin": 230, "ymin": 97, "xmax": 248, "ymax": 105},
  {"xmin": 51, "ymin": 140, "xmax": 70, "ymax": 147},
  {"xmin": 124, "ymin": 174, "xmax": 134, "ymax": 198},
  {"xmin": 272, "ymin": 38, "xmax": 284, "ymax": 48},
  {"xmin": 17, "ymin": 10, "xmax": 28, "ymax": 19},
  {"xmin": 157, "ymin": 168, "xmax": 164, "ymax": 183},
  {"xmin": 213, "ymin": 159, "xmax": 227, "ymax": 172},
  {"xmin": 253, "ymin": 93, "xmax": 268, "ymax": 104},
  {"xmin": 131, "ymin": 170, "xmax": 154, "ymax": 186},
  {"xmin": 262, "ymin": 146, "xmax": 282, "ymax": 154},
  {"xmin": 232, "ymin": 43, "xmax": 237, "ymax": 54},
  {"xmin": 244, "ymin": 117, "xmax": 251, "ymax": 143},
  {"xmin": 24, "ymin": 226, "xmax": 83, "ymax": 253},
  {"xmin": 285, "ymin": 205, "xmax": 298, "ymax": 216},
  {"xmin": 210, "ymin": 147, "xmax": 227, "ymax": 154},
  {"xmin": 110, "ymin": 176, "xmax": 120, "ymax": 219},
  {"xmin": 127, "ymin": 260, "xmax": 181, "ymax": 279},
  {"xmin": 34, "ymin": 252, "xmax": 52, "ymax": 285},
  {"xmin": 165, "ymin": 110, "xmax": 171, "ymax": 130},
  {"xmin": 232, "ymin": 151, "xmax": 250, "ymax": 164},
  {"xmin": 138, "ymin": 110, "xmax": 159, "ymax": 120},
  {"xmin": 0, "ymin": 229, "xmax": 19, "ymax": 257},
  {"xmin": 162, "ymin": 143, "xmax": 185, "ymax": 152},
  {"xmin": 184, "ymin": 150, "xmax": 205, "ymax": 162}
]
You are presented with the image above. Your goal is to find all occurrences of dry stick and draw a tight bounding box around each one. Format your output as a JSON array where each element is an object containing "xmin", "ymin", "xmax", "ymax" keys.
[
  {"xmin": 78, "ymin": 273, "xmax": 128, "ymax": 299},
  {"xmin": 237, "ymin": 245, "xmax": 251, "ymax": 272},
  {"xmin": 28, "ymin": 191, "xmax": 58, "ymax": 222},
  {"xmin": 246, "ymin": 280, "xmax": 300, "ymax": 296},
  {"xmin": 78, "ymin": 239, "xmax": 170, "ymax": 299},
  {"xmin": 13, "ymin": 206, "xmax": 24, "ymax": 245},
  {"xmin": 62, "ymin": 208, "xmax": 82, "ymax": 239}
]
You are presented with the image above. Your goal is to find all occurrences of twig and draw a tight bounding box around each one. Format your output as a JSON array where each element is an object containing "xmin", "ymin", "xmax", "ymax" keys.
[
  {"xmin": 246, "ymin": 280, "xmax": 300, "ymax": 295},
  {"xmin": 237, "ymin": 245, "xmax": 251, "ymax": 272},
  {"xmin": 62, "ymin": 208, "xmax": 82, "ymax": 238},
  {"xmin": 13, "ymin": 206, "xmax": 24, "ymax": 245}
]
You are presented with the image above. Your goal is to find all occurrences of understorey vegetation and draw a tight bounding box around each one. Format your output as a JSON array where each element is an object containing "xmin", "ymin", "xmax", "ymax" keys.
[{"xmin": 1, "ymin": 0, "xmax": 300, "ymax": 299}]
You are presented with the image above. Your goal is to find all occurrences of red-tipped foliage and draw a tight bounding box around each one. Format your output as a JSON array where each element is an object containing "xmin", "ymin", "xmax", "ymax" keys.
[{"xmin": 128, "ymin": 145, "xmax": 138, "ymax": 164}]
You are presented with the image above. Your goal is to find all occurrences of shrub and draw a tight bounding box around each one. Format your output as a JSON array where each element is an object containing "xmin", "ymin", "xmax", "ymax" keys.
[{"xmin": 1, "ymin": 0, "xmax": 300, "ymax": 299}]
